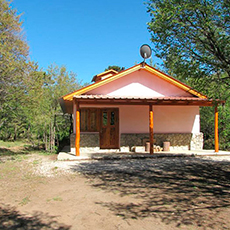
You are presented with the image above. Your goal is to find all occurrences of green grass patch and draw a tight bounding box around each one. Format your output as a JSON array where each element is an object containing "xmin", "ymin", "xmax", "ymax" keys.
[
  {"xmin": 0, "ymin": 140, "xmax": 55, "ymax": 156},
  {"xmin": 53, "ymin": 196, "xmax": 63, "ymax": 201},
  {"xmin": 10, "ymin": 155, "xmax": 29, "ymax": 162},
  {"xmin": 37, "ymin": 150, "xmax": 55, "ymax": 156},
  {"xmin": 0, "ymin": 140, "xmax": 27, "ymax": 148},
  {"xmin": 32, "ymin": 160, "xmax": 41, "ymax": 165},
  {"xmin": 47, "ymin": 196, "xmax": 63, "ymax": 202},
  {"xmin": 19, "ymin": 196, "xmax": 30, "ymax": 206}
]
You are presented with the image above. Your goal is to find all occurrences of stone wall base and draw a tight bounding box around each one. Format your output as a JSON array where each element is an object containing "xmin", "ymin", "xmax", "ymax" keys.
[
  {"xmin": 70, "ymin": 133, "xmax": 99, "ymax": 154},
  {"xmin": 120, "ymin": 133, "xmax": 203, "ymax": 151},
  {"xmin": 70, "ymin": 132, "xmax": 203, "ymax": 154},
  {"xmin": 190, "ymin": 133, "xmax": 204, "ymax": 150}
]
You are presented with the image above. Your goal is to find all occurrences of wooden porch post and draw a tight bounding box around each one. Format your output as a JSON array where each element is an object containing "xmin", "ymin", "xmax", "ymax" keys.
[
  {"xmin": 149, "ymin": 104, "xmax": 154, "ymax": 155},
  {"xmin": 73, "ymin": 102, "xmax": 76, "ymax": 134},
  {"xmin": 75, "ymin": 100, "xmax": 80, "ymax": 156},
  {"xmin": 215, "ymin": 106, "xmax": 219, "ymax": 153}
]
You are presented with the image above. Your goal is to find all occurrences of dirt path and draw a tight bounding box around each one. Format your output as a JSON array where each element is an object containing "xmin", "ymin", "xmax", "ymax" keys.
[{"xmin": 1, "ymin": 153, "xmax": 230, "ymax": 229}]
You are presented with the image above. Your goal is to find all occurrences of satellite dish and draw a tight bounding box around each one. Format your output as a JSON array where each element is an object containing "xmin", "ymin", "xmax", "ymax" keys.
[{"xmin": 140, "ymin": 44, "xmax": 152, "ymax": 61}]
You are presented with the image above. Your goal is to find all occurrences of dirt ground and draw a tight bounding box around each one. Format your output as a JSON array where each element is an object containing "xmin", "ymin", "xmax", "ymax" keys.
[{"xmin": 1, "ymin": 148, "xmax": 230, "ymax": 229}]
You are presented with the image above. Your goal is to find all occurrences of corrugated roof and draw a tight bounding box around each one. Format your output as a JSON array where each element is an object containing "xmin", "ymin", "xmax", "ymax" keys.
[
  {"xmin": 73, "ymin": 94, "xmax": 211, "ymax": 101},
  {"xmin": 60, "ymin": 94, "xmax": 224, "ymax": 113}
]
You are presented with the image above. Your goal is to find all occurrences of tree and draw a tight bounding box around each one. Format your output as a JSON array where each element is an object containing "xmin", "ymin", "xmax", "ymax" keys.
[
  {"xmin": 24, "ymin": 64, "xmax": 81, "ymax": 151},
  {"xmin": 147, "ymin": 0, "xmax": 230, "ymax": 86},
  {"xmin": 0, "ymin": 0, "xmax": 29, "ymax": 138},
  {"xmin": 0, "ymin": 1, "xmax": 83, "ymax": 152},
  {"xmin": 0, "ymin": 0, "xmax": 29, "ymax": 100},
  {"xmin": 105, "ymin": 66, "xmax": 125, "ymax": 72},
  {"xmin": 147, "ymin": 0, "xmax": 230, "ymax": 150}
]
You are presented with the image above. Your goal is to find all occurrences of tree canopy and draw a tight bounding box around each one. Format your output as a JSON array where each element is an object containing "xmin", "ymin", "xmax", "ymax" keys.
[
  {"xmin": 0, "ymin": 0, "xmax": 29, "ymax": 99},
  {"xmin": 147, "ymin": 0, "xmax": 230, "ymax": 86},
  {"xmin": 105, "ymin": 65, "xmax": 125, "ymax": 72},
  {"xmin": 0, "ymin": 1, "xmax": 82, "ymax": 151},
  {"xmin": 0, "ymin": 0, "xmax": 29, "ymax": 138},
  {"xmin": 147, "ymin": 0, "xmax": 230, "ymax": 149}
]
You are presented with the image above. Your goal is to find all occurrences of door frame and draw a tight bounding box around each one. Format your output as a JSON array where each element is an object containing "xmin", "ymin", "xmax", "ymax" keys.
[{"xmin": 99, "ymin": 108, "xmax": 119, "ymax": 149}]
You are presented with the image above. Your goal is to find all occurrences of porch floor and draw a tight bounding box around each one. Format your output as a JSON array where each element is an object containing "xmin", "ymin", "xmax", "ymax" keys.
[{"xmin": 57, "ymin": 146, "xmax": 230, "ymax": 161}]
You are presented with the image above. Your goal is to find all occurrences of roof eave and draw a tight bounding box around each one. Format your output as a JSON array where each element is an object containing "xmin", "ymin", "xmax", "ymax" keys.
[{"xmin": 73, "ymin": 95, "xmax": 221, "ymax": 107}]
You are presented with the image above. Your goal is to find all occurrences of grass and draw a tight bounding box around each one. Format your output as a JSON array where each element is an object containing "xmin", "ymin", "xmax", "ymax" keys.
[
  {"xmin": 0, "ymin": 140, "xmax": 27, "ymax": 148},
  {"xmin": 0, "ymin": 141, "xmax": 54, "ymax": 182},
  {"xmin": 0, "ymin": 160, "xmax": 22, "ymax": 179},
  {"xmin": 47, "ymin": 196, "xmax": 63, "ymax": 202},
  {"xmin": 38, "ymin": 150, "xmax": 55, "ymax": 156},
  {"xmin": 53, "ymin": 196, "xmax": 63, "ymax": 201},
  {"xmin": 0, "ymin": 140, "xmax": 29, "ymax": 157},
  {"xmin": 19, "ymin": 196, "xmax": 31, "ymax": 206},
  {"xmin": 0, "ymin": 140, "xmax": 56, "ymax": 157},
  {"xmin": 32, "ymin": 160, "xmax": 41, "ymax": 165},
  {"xmin": 10, "ymin": 155, "xmax": 29, "ymax": 162}
]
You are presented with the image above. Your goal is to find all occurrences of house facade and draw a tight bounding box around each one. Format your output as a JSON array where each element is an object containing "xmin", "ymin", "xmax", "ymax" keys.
[{"xmin": 60, "ymin": 63, "xmax": 221, "ymax": 156}]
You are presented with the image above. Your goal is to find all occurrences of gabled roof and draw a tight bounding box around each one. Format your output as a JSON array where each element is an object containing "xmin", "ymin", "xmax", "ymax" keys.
[{"xmin": 62, "ymin": 62, "xmax": 207, "ymax": 102}]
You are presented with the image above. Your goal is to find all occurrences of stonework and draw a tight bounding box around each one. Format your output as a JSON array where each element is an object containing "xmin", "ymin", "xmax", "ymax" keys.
[
  {"xmin": 190, "ymin": 133, "xmax": 203, "ymax": 150},
  {"xmin": 70, "ymin": 132, "xmax": 203, "ymax": 153},
  {"xmin": 120, "ymin": 134, "xmax": 149, "ymax": 147},
  {"xmin": 70, "ymin": 133, "xmax": 99, "ymax": 147},
  {"xmin": 120, "ymin": 133, "xmax": 192, "ymax": 150},
  {"xmin": 120, "ymin": 133, "xmax": 203, "ymax": 151},
  {"xmin": 70, "ymin": 133, "xmax": 100, "ymax": 154}
]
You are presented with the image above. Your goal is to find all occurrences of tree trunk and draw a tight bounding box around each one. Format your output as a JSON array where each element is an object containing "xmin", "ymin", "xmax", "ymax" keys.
[
  {"xmin": 69, "ymin": 114, "xmax": 73, "ymax": 136},
  {"xmin": 53, "ymin": 113, "xmax": 56, "ymax": 152},
  {"xmin": 14, "ymin": 125, "xmax": 17, "ymax": 141},
  {"xmin": 45, "ymin": 133, "xmax": 47, "ymax": 151},
  {"xmin": 49, "ymin": 122, "xmax": 52, "ymax": 152}
]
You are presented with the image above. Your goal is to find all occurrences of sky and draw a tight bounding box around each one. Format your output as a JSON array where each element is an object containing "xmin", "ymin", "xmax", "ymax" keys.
[{"xmin": 10, "ymin": 0, "xmax": 160, "ymax": 83}]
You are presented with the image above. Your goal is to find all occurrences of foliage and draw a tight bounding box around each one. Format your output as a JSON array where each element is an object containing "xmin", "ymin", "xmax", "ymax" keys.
[
  {"xmin": 147, "ymin": 0, "xmax": 230, "ymax": 150},
  {"xmin": 0, "ymin": 0, "xmax": 29, "ymax": 140},
  {"xmin": 23, "ymin": 64, "xmax": 81, "ymax": 152},
  {"xmin": 199, "ymin": 76, "xmax": 230, "ymax": 149},
  {"xmin": 0, "ymin": 1, "xmax": 82, "ymax": 152},
  {"xmin": 0, "ymin": 0, "xmax": 29, "ymax": 93},
  {"xmin": 0, "ymin": 63, "xmax": 81, "ymax": 152},
  {"xmin": 147, "ymin": 0, "xmax": 230, "ymax": 86},
  {"xmin": 105, "ymin": 65, "xmax": 125, "ymax": 72}
]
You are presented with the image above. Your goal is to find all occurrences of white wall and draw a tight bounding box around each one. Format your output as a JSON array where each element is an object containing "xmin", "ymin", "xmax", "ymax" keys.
[
  {"xmin": 87, "ymin": 69, "xmax": 192, "ymax": 97},
  {"xmin": 119, "ymin": 105, "xmax": 200, "ymax": 134},
  {"xmin": 80, "ymin": 104, "xmax": 200, "ymax": 134}
]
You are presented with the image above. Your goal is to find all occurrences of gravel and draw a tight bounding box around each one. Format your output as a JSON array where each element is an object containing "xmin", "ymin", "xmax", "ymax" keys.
[{"xmin": 32, "ymin": 155, "xmax": 230, "ymax": 177}]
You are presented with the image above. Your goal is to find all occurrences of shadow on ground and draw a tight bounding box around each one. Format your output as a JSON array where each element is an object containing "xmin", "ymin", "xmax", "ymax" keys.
[
  {"xmin": 0, "ymin": 147, "xmax": 22, "ymax": 156},
  {"xmin": 0, "ymin": 203, "xmax": 70, "ymax": 230},
  {"xmin": 0, "ymin": 146, "xmax": 32, "ymax": 157},
  {"xmin": 71, "ymin": 157, "xmax": 230, "ymax": 228}
]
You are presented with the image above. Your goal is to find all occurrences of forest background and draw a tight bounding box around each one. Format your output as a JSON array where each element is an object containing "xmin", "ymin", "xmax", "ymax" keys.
[{"xmin": 0, "ymin": 0, "xmax": 229, "ymax": 152}]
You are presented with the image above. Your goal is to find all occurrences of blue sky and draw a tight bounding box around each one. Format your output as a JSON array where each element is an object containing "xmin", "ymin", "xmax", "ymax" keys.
[{"xmin": 11, "ymin": 0, "xmax": 160, "ymax": 83}]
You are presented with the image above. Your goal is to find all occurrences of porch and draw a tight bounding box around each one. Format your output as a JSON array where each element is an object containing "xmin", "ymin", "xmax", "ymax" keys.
[{"xmin": 71, "ymin": 95, "xmax": 220, "ymax": 156}]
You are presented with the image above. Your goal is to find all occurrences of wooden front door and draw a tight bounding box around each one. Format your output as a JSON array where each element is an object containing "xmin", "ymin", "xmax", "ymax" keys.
[{"xmin": 100, "ymin": 108, "xmax": 119, "ymax": 149}]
